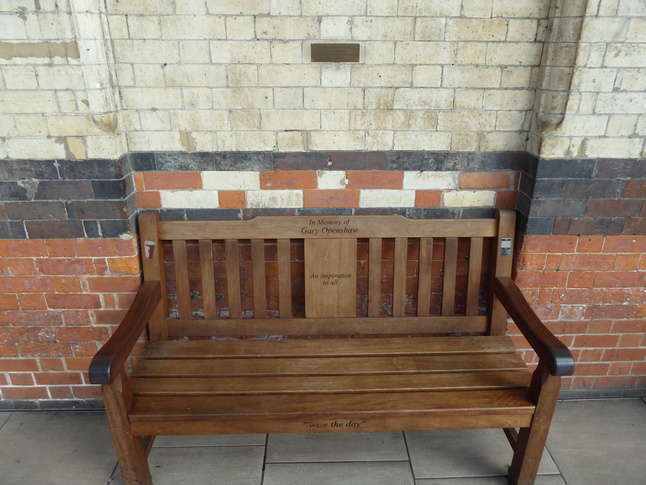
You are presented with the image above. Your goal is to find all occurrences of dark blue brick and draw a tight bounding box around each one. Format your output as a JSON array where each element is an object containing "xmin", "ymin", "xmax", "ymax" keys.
[
  {"xmin": 35, "ymin": 181, "xmax": 94, "ymax": 200},
  {"xmin": 26, "ymin": 220, "xmax": 85, "ymax": 238},
  {"xmin": 536, "ymin": 159, "xmax": 596, "ymax": 179}
]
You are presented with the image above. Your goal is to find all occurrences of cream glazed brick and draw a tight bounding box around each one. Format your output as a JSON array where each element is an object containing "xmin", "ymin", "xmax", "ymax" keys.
[
  {"xmin": 304, "ymin": 88, "xmax": 363, "ymax": 109},
  {"xmin": 317, "ymin": 170, "xmax": 348, "ymax": 189},
  {"xmin": 403, "ymin": 171, "xmax": 458, "ymax": 190},
  {"xmin": 260, "ymin": 110, "xmax": 320, "ymax": 131},
  {"xmin": 247, "ymin": 190, "xmax": 303, "ymax": 208},
  {"xmin": 211, "ymin": 41, "xmax": 271, "ymax": 64},
  {"xmin": 359, "ymin": 190, "xmax": 416, "ymax": 208},
  {"xmin": 160, "ymin": 190, "xmax": 219, "ymax": 209},
  {"xmin": 256, "ymin": 16, "xmax": 319, "ymax": 39},
  {"xmin": 308, "ymin": 131, "xmax": 365, "ymax": 150},
  {"xmin": 394, "ymin": 131, "xmax": 452, "ymax": 150},
  {"xmin": 320, "ymin": 17, "xmax": 352, "ymax": 39},
  {"xmin": 206, "ymin": 0, "xmax": 270, "ymax": 15},
  {"xmin": 444, "ymin": 190, "xmax": 496, "ymax": 208},
  {"xmin": 351, "ymin": 17, "xmax": 415, "ymax": 40},
  {"xmin": 202, "ymin": 171, "xmax": 260, "ymax": 190},
  {"xmin": 161, "ymin": 15, "xmax": 226, "ymax": 40},
  {"xmin": 226, "ymin": 16, "xmax": 256, "ymax": 40}
]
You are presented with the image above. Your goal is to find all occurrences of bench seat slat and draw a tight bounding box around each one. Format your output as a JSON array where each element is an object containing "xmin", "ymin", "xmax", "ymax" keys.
[
  {"xmin": 166, "ymin": 315, "xmax": 489, "ymax": 336},
  {"xmin": 128, "ymin": 389, "xmax": 534, "ymax": 422},
  {"xmin": 141, "ymin": 336, "xmax": 519, "ymax": 358},
  {"xmin": 132, "ymin": 354, "xmax": 527, "ymax": 377},
  {"xmin": 131, "ymin": 370, "xmax": 532, "ymax": 396}
]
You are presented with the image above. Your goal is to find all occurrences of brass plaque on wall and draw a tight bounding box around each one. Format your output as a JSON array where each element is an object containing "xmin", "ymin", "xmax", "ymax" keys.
[{"xmin": 311, "ymin": 43, "xmax": 360, "ymax": 63}]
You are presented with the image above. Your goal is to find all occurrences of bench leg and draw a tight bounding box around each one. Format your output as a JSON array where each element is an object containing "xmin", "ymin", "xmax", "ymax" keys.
[
  {"xmin": 508, "ymin": 366, "xmax": 561, "ymax": 485},
  {"xmin": 103, "ymin": 377, "xmax": 152, "ymax": 485}
]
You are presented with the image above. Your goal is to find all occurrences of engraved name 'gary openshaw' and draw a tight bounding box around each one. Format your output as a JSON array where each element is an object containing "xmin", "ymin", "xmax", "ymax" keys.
[{"xmin": 301, "ymin": 218, "xmax": 359, "ymax": 236}]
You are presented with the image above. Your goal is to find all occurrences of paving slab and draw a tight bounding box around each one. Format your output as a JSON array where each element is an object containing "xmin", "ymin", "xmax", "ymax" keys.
[
  {"xmin": 110, "ymin": 445, "xmax": 265, "ymax": 485},
  {"xmin": 415, "ymin": 476, "xmax": 566, "ymax": 485},
  {"xmin": 0, "ymin": 411, "xmax": 11, "ymax": 429},
  {"xmin": 266, "ymin": 432, "xmax": 408, "ymax": 463},
  {"xmin": 263, "ymin": 461, "xmax": 415, "ymax": 485},
  {"xmin": 154, "ymin": 434, "xmax": 266, "ymax": 447},
  {"xmin": 406, "ymin": 429, "xmax": 558, "ymax": 479},
  {"xmin": 0, "ymin": 411, "xmax": 116, "ymax": 485},
  {"xmin": 546, "ymin": 399, "xmax": 646, "ymax": 485}
]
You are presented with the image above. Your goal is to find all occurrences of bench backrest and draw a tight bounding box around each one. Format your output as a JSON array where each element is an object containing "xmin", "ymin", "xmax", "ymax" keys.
[{"xmin": 139, "ymin": 210, "xmax": 515, "ymax": 340}]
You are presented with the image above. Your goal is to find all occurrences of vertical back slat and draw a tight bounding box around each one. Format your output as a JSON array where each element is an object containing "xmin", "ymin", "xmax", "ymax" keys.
[
  {"xmin": 139, "ymin": 212, "xmax": 168, "ymax": 340},
  {"xmin": 277, "ymin": 239, "xmax": 292, "ymax": 318},
  {"xmin": 172, "ymin": 240, "xmax": 191, "ymax": 320},
  {"xmin": 199, "ymin": 240, "xmax": 217, "ymax": 319},
  {"xmin": 442, "ymin": 237, "xmax": 458, "ymax": 316},
  {"xmin": 392, "ymin": 237, "xmax": 407, "ymax": 317},
  {"xmin": 251, "ymin": 239, "xmax": 267, "ymax": 319},
  {"xmin": 225, "ymin": 239, "xmax": 242, "ymax": 319},
  {"xmin": 368, "ymin": 238, "xmax": 382, "ymax": 317},
  {"xmin": 417, "ymin": 237, "xmax": 433, "ymax": 316},
  {"xmin": 467, "ymin": 237, "xmax": 484, "ymax": 316},
  {"xmin": 490, "ymin": 209, "xmax": 516, "ymax": 335}
]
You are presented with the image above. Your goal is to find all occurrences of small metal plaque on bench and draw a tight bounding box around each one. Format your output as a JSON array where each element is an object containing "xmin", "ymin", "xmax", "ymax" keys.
[
  {"xmin": 311, "ymin": 43, "xmax": 360, "ymax": 62},
  {"xmin": 501, "ymin": 238, "xmax": 512, "ymax": 256}
]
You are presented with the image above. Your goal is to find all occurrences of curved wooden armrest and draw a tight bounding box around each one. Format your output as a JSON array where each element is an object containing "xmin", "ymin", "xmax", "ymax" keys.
[
  {"xmin": 494, "ymin": 276, "xmax": 575, "ymax": 377},
  {"xmin": 89, "ymin": 281, "xmax": 161, "ymax": 385}
]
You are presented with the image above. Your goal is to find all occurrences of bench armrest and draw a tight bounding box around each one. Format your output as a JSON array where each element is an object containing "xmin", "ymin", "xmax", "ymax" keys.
[
  {"xmin": 89, "ymin": 281, "xmax": 161, "ymax": 385},
  {"xmin": 494, "ymin": 276, "xmax": 575, "ymax": 377}
]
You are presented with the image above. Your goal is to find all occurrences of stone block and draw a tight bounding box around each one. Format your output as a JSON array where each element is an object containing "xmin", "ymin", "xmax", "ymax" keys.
[
  {"xmin": 304, "ymin": 88, "xmax": 363, "ymax": 109},
  {"xmin": 225, "ymin": 16, "xmax": 255, "ymax": 40},
  {"xmin": 270, "ymin": 41, "xmax": 302, "ymax": 63},
  {"xmin": 443, "ymin": 66, "xmax": 502, "ymax": 88},
  {"xmin": 320, "ymin": 17, "xmax": 352, "ymax": 39},
  {"xmin": 260, "ymin": 110, "xmax": 320, "ymax": 131},
  {"xmin": 120, "ymin": 88, "xmax": 182, "ymax": 109},
  {"xmin": 446, "ymin": 18, "xmax": 508, "ymax": 41},
  {"xmin": 316, "ymin": 171, "xmax": 348, "ymax": 190},
  {"xmin": 352, "ymin": 17, "xmax": 414, "ymax": 40},
  {"xmin": 160, "ymin": 189, "xmax": 219, "ymax": 209},
  {"xmin": 492, "ymin": 0, "xmax": 549, "ymax": 17},
  {"xmin": 308, "ymin": 131, "xmax": 365, "ymax": 150},
  {"xmin": 259, "ymin": 65, "xmax": 320, "ymax": 86},
  {"xmin": 395, "ymin": 42, "xmax": 455, "ymax": 65},
  {"xmin": 321, "ymin": 110, "xmax": 350, "ymax": 129},
  {"xmin": 256, "ymin": 16, "xmax": 318, "ymax": 39},
  {"xmin": 454, "ymin": 90, "xmax": 484, "ymax": 109},
  {"xmin": 302, "ymin": 0, "xmax": 366, "ymax": 16},
  {"xmin": 486, "ymin": 42, "xmax": 543, "ymax": 66},
  {"xmin": 604, "ymin": 44, "xmax": 646, "ymax": 68},
  {"xmin": 483, "ymin": 89, "xmax": 534, "ymax": 110},
  {"xmin": 412, "ymin": 66, "xmax": 442, "ymax": 87},
  {"xmin": 228, "ymin": 65, "xmax": 259, "ymax": 86},
  {"xmin": 127, "ymin": 15, "xmax": 162, "ymax": 39},
  {"xmin": 246, "ymin": 189, "xmax": 303, "ymax": 208},
  {"xmin": 394, "ymin": 88, "xmax": 453, "ymax": 109},
  {"xmin": 398, "ymin": 1, "xmax": 461, "ymax": 16},
  {"xmin": 393, "ymin": 131, "xmax": 452, "ymax": 150},
  {"xmin": 212, "ymin": 88, "xmax": 273, "ymax": 109},
  {"xmin": 202, "ymin": 171, "xmax": 260, "ymax": 190},
  {"xmin": 438, "ymin": 111, "xmax": 496, "ymax": 131},
  {"xmin": 270, "ymin": 0, "xmax": 301, "ymax": 15},
  {"xmin": 113, "ymin": 40, "xmax": 179, "ymax": 63},
  {"xmin": 456, "ymin": 43, "xmax": 488, "ymax": 65},
  {"xmin": 596, "ymin": 93, "xmax": 646, "ymax": 114},
  {"xmin": 352, "ymin": 66, "xmax": 411, "ymax": 87},
  {"xmin": 206, "ymin": 0, "xmax": 269, "ymax": 14},
  {"xmin": 321, "ymin": 65, "xmax": 352, "ymax": 87},
  {"xmin": 363, "ymin": 42, "xmax": 395, "ymax": 64},
  {"xmin": 415, "ymin": 18, "xmax": 445, "ymax": 40},
  {"xmin": 211, "ymin": 41, "xmax": 271, "ymax": 63},
  {"xmin": 367, "ymin": 0, "xmax": 398, "ymax": 16},
  {"xmin": 133, "ymin": 64, "xmax": 164, "ymax": 87},
  {"xmin": 359, "ymin": 189, "xmax": 415, "ymax": 208},
  {"xmin": 170, "ymin": 110, "xmax": 229, "ymax": 131},
  {"xmin": 164, "ymin": 64, "xmax": 227, "ymax": 87},
  {"xmin": 403, "ymin": 171, "xmax": 458, "ymax": 190},
  {"xmin": 444, "ymin": 190, "xmax": 496, "ymax": 207},
  {"xmin": 350, "ymin": 110, "xmax": 409, "ymax": 130}
]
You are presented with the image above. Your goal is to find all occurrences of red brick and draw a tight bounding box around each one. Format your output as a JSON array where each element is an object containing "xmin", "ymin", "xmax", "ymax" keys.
[
  {"xmin": 587, "ymin": 320, "xmax": 613, "ymax": 333},
  {"xmin": 136, "ymin": 191, "xmax": 162, "ymax": 209},
  {"xmin": 603, "ymin": 288, "xmax": 633, "ymax": 303},
  {"xmin": 0, "ymin": 294, "xmax": 19, "ymax": 311},
  {"xmin": 94, "ymin": 310, "xmax": 127, "ymax": 325},
  {"xmin": 18, "ymin": 342, "xmax": 73, "ymax": 357},
  {"xmin": 303, "ymin": 189, "xmax": 359, "ymax": 208},
  {"xmin": 594, "ymin": 271, "xmax": 645, "ymax": 288},
  {"xmin": 613, "ymin": 253, "xmax": 641, "ymax": 270},
  {"xmin": 621, "ymin": 179, "xmax": 646, "ymax": 198},
  {"xmin": 603, "ymin": 236, "xmax": 646, "ymax": 253},
  {"xmin": 34, "ymin": 372, "xmax": 83, "ymax": 385},
  {"xmin": 73, "ymin": 385, "xmax": 102, "ymax": 399},
  {"xmin": 87, "ymin": 276, "xmax": 141, "ymax": 293},
  {"xmin": 143, "ymin": 171, "xmax": 202, "ymax": 190},
  {"xmin": 586, "ymin": 304, "xmax": 636, "ymax": 319},
  {"xmin": 586, "ymin": 199, "xmax": 642, "ymax": 217},
  {"xmin": 0, "ymin": 359, "xmax": 39, "ymax": 372},
  {"xmin": 574, "ymin": 334, "xmax": 620, "ymax": 348},
  {"xmin": 260, "ymin": 171, "xmax": 316, "ymax": 190},
  {"xmin": 46, "ymin": 240, "xmax": 77, "ymax": 257},
  {"xmin": 37, "ymin": 258, "xmax": 95, "ymax": 275},
  {"xmin": 459, "ymin": 172, "xmax": 511, "ymax": 189},
  {"xmin": 107, "ymin": 256, "xmax": 141, "ymax": 275},
  {"xmin": 602, "ymin": 348, "xmax": 646, "ymax": 361},
  {"xmin": 618, "ymin": 334, "xmax": 642, "ymax": 347},
  {"xmin": 133, "ymin": 172, "xmax": 145, "ymax": 191},
  {"xmin": 65, "ymin": 358, "xmax": 92, "ymax": 371},
  {"xmin": 10, "ymin": 373, "xmax": 35, "ymax": 386},
  {"xmin": 594, "ymin": 376, "xmax": 638, "ymax": 388},
  {"xmin": 52, "ymin": 276, "xmax": 84, "ymax": 293},
  {"xmin": 573, "ymin": 363, "xmax": 610, "ymax": 376},
  {"xmin": 415, "ymin": 190, "xmax": 442, "ymax": 207},
  {"xmin": 515, "ymin": 272, "xmax": 568, "ymax": 288},
  {"xmin": 46, "ymin": 294, "xmax": 102, "ymax": 309},
  {"xmin": 545, "ymin": 254, "xmax": 561, "ymax": 271},
  {"xmin": 55, "ymin": 327, "xmax": 108, "ymax": 342},
  {"xmin": 40, "ymin": 359, "xmax": 65, "ymax": 371},
  {"xmin": 18, "ymin": 294, "xmax": 47, "ymax": 310},
  {"xmin": 219, "ymin": 190, "xmax": 247, "ymax": 209},
  {"xmin": 346, "ymin": 171, "xmax": 403, "ymax": 189},
  {"xmin": 567, "ymin": 272, "xmax": 595, "ymax": 288},
  {"xmin": 495, "ymin": 190, "xmax": 518, "ymax": 209},
  {"xmin": 62, "ymin": 310, "xmax": 92, "ymax": 326},
  {"xmin": 558, "ymin": 305, "xmax": 586, "ymax": 320},
  {"xmin": 576, "ymin": 236, "xmax": 605, "ymax": 253},
  {"xmin": 611, "ymin": 320, "xmax": 646, "ymax": 333},
  {"xmin": 1, "ymin": 387, "xmax": 49, "ymax": 400},
  {"xmin": 5, "ymin": 258, "xmax": 37, "ymax": 275},
  {"xmin": 94, "ymin": 258, "xmax": 110, "ymax": 275},
  {"xmin": 70, "ymin": 342, "xmax": 99, "ymax": 357},
  {"xmin": 559, "ymin": 254, "xmax": 615, "ymax": 271},
  {"xmin": 0, "ymin": 276, "xmax": 54, "ymax": 293},
  {"xmin": 48, "ymin": 386, "xmax": 74, "ymax": 399},
  {"xmin": 520, "ymin": 235, "xmax": 577, "ymax": 253},
  {"xmin": 75, "ymin": 238, "xmax": 138, "ymax": 257},
  {"xmin": 0, "ymin": 240, "xmax": 47, "ymax": 257}
]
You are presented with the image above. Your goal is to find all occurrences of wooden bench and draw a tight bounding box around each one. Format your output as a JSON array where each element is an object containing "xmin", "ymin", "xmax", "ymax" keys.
[{"xmin": 89, "ymin": 209, "xmax": 574, "ymax": 485}]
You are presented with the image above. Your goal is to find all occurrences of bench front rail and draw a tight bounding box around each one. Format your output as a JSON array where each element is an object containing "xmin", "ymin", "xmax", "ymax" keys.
[{"xmin": 90, "ymin": 210, "xmax": 574, "ymax": 485}]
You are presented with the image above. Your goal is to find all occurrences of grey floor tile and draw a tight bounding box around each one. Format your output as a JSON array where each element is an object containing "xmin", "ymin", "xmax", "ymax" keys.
[
  {"xmin": 0, "ymin": 411, "xmax": 116, "ymax": 485},
  {"xmin": 546, "ymin": 399, "xmax": 646, "ymax": 485},
  {"xmin": 266, "ymin": 432, "xmax": 408, "ymax": 463},
  {"xmin": 406, "ymin": 429, "xmax": 558, "ymax": 479},
  {"xmin": 0, "ymin": 411, "xmax": 11, "ymax": 429},
  {"xmin": 415, "ymin": 476, "xmax": 565, "ymax": 485},
  {"xmin": 154, "ymin": 434, "xmax": 266, "ymax": 447},
  {"xmin": 263, "ymin": 461, "xmax": 415, "ymax": 485},
  {"xmin": 110, "ymin": 446, "xmax": 264, "ymax": 485}
]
